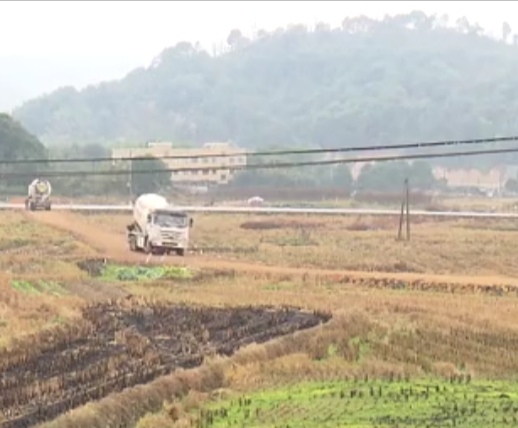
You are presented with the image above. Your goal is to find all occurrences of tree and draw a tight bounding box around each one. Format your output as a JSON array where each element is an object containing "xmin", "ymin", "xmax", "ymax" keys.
[
  {"xmin": 0, "ymin": 113, "xmax": 47, "ymax": 160},
  {"xmin": 227, "ymin": 29, "xmax": 249, "ymax": 50},
  {"xmin": 130, "ymin": 157, "xmax": 171, "ymax": 196},
  {"xmin": 502, "ymin": 22, "xmax": 512, "ymax": 42},
  {"xmin": 12, "ymin": 12, "xmax": 518, "ymax": 173},
  {"xmin": 407, "ymin": 161, "xmax": 437, "ymax": 190},
  {"xmin": 505, "ymin": 177, "xmax": 518, "ymax": 193},
  {"xmin": 315, "ymin": 164, "xmax": 354, "ymax": 189},
  {"xmin": 356, "ymin": 161, "xmax": 437, "ymax": 192},
  {"xmin": 81, "ymin": 143, "xmax": 109, "ymax": 158},
  {"xmin": 330, "ymin": 164, "xmax": 354, "ymax": 189},
  {"xmin": 0, "ymin": 114, "xmax": 48, "ymax": 193}
]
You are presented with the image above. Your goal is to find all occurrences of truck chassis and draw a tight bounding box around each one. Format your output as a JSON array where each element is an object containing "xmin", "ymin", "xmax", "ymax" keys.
[
  {"xmin": 126, "ymin": 223, "xmax": 186, "ymax": 256},
  {"xmin": 25, "ymin": 197, "xmax": 51, "ymax": 211}
]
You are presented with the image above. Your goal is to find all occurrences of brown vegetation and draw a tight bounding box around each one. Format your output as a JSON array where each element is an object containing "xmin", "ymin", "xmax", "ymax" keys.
[
  {"xmin": 240, "ymin": 219, "xmax": 325, "ymax": 230},
  {"xmin": 207, "ymin": 187, "xmax": 436, "ymax": 206},
  {"xmin": 0, "ymin": 297, "xmax": 328, "ymax": 427},
  {"xmin": 1, "ymin": 205, "xmax": 518, "ymax": 427}
]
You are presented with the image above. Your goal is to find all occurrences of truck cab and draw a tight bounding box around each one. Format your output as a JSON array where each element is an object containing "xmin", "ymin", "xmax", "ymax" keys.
[
  {"xmin": 127, "ymin": 207, "xmax": 193, "ymax": 256},
  {"xmin": 25, "ymin": 178, "xmax": 52, "ymax": 211}
]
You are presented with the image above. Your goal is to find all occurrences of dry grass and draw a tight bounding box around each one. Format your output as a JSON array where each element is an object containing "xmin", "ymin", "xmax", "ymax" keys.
[
  {"xmin": 123, "ymin": 277, "xmax": 518, "ymax": 426},
  {"xmin": 38, "ymin": 289, "xmax": 518, "ymax": 427},
  {"xmin": 438, "ymin": 196, "xmax": 518, "ymax": 212},
  {"xmin": 0, "ymin": 213, "xmax": 93, "ymax": 346},
  {"xmin": 3, "ymin": 206, "xmax": 518, "ymax": 426},
  {"xmin": 0, "ymin": 274, "xmax": 83, "ymax": 348},
  {"xmin": 82, "ymin": 211, "xmax": 518, "ymax": 277}
]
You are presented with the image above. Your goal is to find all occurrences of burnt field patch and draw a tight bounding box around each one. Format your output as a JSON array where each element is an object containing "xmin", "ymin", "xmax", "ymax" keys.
[{"xmin": 0, "ymin": 298, "xmax": 330, "ymax": 428}]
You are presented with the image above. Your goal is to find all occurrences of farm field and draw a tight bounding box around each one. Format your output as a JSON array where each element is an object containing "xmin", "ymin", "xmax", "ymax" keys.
[
  {"xmin": 1, "ymin": 208, "xmax": 518, "ymax": 427},
  {"xmin": 74, "ymin": 210, "xmax": 518, "ymax": 278},
  {"xmin": 1, "ymin": 298, "xmax": 327, "ymax": 428},
  {"xmin": 193, "ymin": 380, "xmax": 518, "ymax": 428}
]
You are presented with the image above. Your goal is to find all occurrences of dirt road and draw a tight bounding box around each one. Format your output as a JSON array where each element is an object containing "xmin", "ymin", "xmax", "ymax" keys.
[{"xmin": 25, "ymin": 210, "xmax": 518, "ymax": 287}]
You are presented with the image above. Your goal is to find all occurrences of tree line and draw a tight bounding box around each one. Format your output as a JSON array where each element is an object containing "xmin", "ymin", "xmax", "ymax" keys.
[
  {"xmin": 11, "ymin": 11, "xmax": 518, "ymax": 172},
  {"xmin": 0, "ymin": 115, "xmax": 171, "ymax": 197},
  {"xmin": 0, "ymin": 113, "xmax": 443, "ymax": 198}
]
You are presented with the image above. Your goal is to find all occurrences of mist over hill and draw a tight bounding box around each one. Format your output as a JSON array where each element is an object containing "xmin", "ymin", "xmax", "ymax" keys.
[
  {"xmin": 0, "ymin": 54, "xmax": 142, "ymax": 113},
  {"xmin": 12, "ymin": 12, "xmax": 518, "ymax": 168}
]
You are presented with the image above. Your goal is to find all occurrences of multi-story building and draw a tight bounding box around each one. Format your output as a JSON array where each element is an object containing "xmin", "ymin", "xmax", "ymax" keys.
[
  {"xmin": 111, "ymin": 141, "xmax": 247, "ymax": 186},
  {"xmin": 431, "ymin": 166, "xmax": 510, "ymax": 192}
]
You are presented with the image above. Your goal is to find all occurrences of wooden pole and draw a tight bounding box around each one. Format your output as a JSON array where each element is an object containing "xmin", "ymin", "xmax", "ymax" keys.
[
  {"xmin": 405, "ymin": 178, "xmax": 410, "ymax": 240},
  {"xmin": 398, "ymin": 180, "xmax": 405, "ymax": 240},
  {"xmin": 128, "ymin": 150, "xmax": 133, "ymax": 204}
]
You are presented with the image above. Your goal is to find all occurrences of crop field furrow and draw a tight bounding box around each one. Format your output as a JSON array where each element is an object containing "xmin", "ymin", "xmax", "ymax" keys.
[
  {"xmin": 0, "ymin": 298, "xmax": 330, "ymax": 428},
  {"xmin": 200, "ymin": 380, "xmax": 518, "ymax": 428}
]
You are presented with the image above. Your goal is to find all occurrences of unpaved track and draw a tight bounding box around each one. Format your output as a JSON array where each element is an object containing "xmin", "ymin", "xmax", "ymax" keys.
[{"xmin": 25, "ymin": 210, "xmax": 518, "ymax": 287}]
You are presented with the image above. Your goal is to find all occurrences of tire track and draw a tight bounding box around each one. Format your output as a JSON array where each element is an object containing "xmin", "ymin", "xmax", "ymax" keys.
[{"xmin": 25, "ymin": 210, "xmax": 518, "ymax": 288}]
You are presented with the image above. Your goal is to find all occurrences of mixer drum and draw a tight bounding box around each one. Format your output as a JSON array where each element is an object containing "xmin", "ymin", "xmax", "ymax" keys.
[{"xmin": 35, "ymin": 181, "xmax": 48, "ymax": 194}]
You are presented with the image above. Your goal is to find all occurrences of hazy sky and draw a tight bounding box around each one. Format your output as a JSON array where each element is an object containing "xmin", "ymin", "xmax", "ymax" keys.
[{"xmin": 1, "ymin": 1, "xmax": 517, "ymax": 111}]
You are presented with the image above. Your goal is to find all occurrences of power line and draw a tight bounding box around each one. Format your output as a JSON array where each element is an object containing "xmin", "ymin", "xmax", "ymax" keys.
[
  {"xmin": 1, "ymin": 134, "xmax": 518, "ymax": 165},
  {"xmin": 1, "ymin": 145, "xmax": 517, "ymax": 179}
]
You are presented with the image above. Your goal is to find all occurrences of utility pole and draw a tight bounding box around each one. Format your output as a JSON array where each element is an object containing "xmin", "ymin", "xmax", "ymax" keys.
[
  {"xmin": 128, "ymin": 150, "xmax": 133, "ymax": 204},
  {"xmin": 397, "ymin": 178, "xmax": 410, "ymax": 241},
  {"xmin": 398, "ymin": 192, "xmax": 405, "ymax": 241},
  {"xmin": 405, "ymin": 178, "xmax": 410, "ymax": 241}
]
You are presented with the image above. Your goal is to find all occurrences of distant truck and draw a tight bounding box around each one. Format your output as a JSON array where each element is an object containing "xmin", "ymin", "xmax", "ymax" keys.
[
  {"xmin": 126, "ymin": 193, "xmax": 193, "ymax": 256},
  {"xmin": 25, "ymin": 179, "xmax": 52, "ymax": 211}
]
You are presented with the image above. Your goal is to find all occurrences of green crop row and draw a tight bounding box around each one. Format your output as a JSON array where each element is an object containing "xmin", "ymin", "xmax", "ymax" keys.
[
  {"xmin": 10, "ymin": 280, "xmax": 67, "ymax": 296},
  {"xmin": 199, "ymin": 380, "xmax": 518, "ymax": 427},
  {"xmin": 100, "ymin": 264, "xmax": 193, "ymax": 282}
]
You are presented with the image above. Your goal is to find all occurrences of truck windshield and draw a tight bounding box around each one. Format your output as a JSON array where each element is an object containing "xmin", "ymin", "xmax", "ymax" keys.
[{"xmin": 154, "ymin": 213, "xmax": 188, "ymax": 228}]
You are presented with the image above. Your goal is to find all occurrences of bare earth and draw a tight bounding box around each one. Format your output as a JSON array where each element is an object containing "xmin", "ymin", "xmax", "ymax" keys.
[{"xmin": 25, "ymin": 210, "xmax": 518, "ymax": 288}]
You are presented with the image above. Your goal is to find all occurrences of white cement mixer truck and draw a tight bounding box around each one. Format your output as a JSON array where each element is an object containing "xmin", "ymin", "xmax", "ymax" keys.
[
  {"xmin": 126, "ymin": 193, "xmax": 193, "ymax": 256},
  {"xmin": 25, "ymin": 179, "xmax": 52, "ymax": 211}
]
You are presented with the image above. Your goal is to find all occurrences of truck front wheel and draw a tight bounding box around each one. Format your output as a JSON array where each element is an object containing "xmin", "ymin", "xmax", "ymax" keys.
[
  {"xmin": 129, "ymin": 237, "xmax": 137, "ymax": 252},
  {"xmin": 176, "ymin": 249, "xmax": 185, "ymax": 257},
  {"xmin": 144, "ymin": 239, "xmax": 152, "ymax": 254}
]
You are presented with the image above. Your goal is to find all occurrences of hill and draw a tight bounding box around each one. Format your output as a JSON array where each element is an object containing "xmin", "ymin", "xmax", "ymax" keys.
[
  {"xmin": 12, "ymin": 12, "xmax": 518, "ymax": 167},
  {"xmin": 0, "ymin": 113, "xmax": 46, "ymax": 159},
  {"xmin": 0, "ymin": 54, "xmax": 141, "ymax": 113},
  {"xmin": 0, "ymin": 114, "xmax": 48, "ymax": 193}
]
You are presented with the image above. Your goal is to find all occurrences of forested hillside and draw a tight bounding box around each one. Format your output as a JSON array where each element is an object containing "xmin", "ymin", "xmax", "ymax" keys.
[
  {"xmin": 12, "ymin": 12, "xmax": 518, "ymax": 164},
  {"xmin": 0, "ymin": 114, "xmax": 48, "ymax": 192},
  {"xmin": 0, "ymin": 114, "xmax": 46, "ymax": 159}
]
